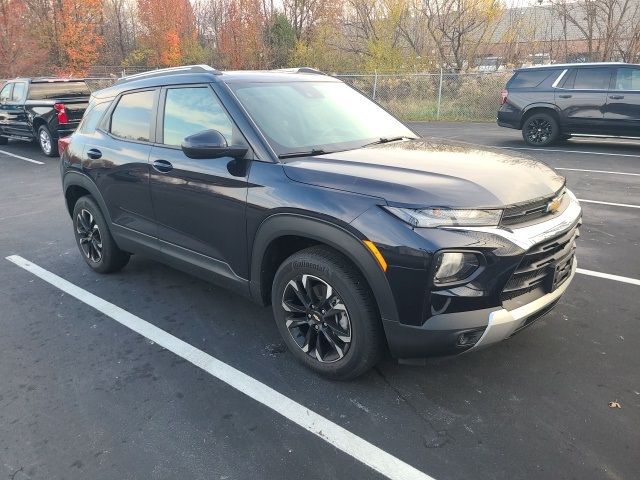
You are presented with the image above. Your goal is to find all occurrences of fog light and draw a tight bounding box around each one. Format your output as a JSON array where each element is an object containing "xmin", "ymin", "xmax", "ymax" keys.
[
  {"xmin": 457, "ymin": 329, "xmax": 485, "ymax": 346},
  {"xmin": 433, "ymin": 252, "xmax": 480, "ymax": 285}
]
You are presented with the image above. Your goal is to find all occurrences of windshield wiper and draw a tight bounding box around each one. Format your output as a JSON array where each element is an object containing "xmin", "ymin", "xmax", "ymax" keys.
[
  {"xmin": 361, "ymin": 136, "xmax": 414, "ymax": 148},
  {"xmin": 278, "ymin": 148, "xmax": 329, "ymax": 159}
]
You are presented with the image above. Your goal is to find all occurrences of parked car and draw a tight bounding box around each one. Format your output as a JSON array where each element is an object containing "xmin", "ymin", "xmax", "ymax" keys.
[
  {"xmin": 60, "ymin": 65, "xmax": 581, "ymax": 379},
  {"xmin": 0, "ymin": 78, "xmax": 91, "ymax": 156},
  {"xmin": 497, "ymin": 62, "xmax": 640, "ymax": 146}
]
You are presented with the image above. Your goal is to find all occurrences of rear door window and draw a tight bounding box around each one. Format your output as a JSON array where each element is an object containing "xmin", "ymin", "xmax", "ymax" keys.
[
  {"xmin": 508, "ymin": 69, "xmax": 560, "ymax": 88},
  {"xmin": 613, "ymin": 68, "xmax": 640, "ymax": 90},
  {"xmin": 110, "ymin": 90, "xmax": 156, "ymax": 142},
  {"xmin": 570, "ymin": 68, "xmax": 611, "ymax": 90}
]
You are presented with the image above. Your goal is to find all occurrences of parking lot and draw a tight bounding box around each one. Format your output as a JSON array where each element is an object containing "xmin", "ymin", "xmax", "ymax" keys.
[{"xmin": 1, "ymin": 122, "xmax": 638, "ymax": 480}]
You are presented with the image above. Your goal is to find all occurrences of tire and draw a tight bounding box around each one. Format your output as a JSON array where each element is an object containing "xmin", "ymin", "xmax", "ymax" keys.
[
  {"xmin": 271, "ymin": 246, "xmax": 384, "ymax": 380},
  {"xmin": 0, "ymin": 136, "xmax": 8, "ymax": 145},
  {"xmin": 72, "ymin": 196, "xmax": 130, "ymax": 274},
  {"xmin": 37, "ymin": 125, "xmax": 58, "ymax": 157},
  {"xmin": 522, "ymin": 112, "xmax": 559, "ymax": 147}
]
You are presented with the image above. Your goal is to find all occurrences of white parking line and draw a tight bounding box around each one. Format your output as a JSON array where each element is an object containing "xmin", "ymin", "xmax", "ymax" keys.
[
  {"xmin": 577, "ymin": 268, "xmax": 640, "ymax": 286},
  {"xmin": 556, "ymin": 167, "xmax": 640, "ymax": 177},
  {"xmin": 0, "ymin": 149, "xmax": 45, "ymax": 165},
  {"xmin": 578, "ymin": 199, "xmax": 640, "ymax": 209},
  {"xmin": 4, "ymin": 255, "xmax": 435, "ymax": 480},
  {"xmin": 505, "ymin": 147, "xmax": 640, "ymax": 158}
]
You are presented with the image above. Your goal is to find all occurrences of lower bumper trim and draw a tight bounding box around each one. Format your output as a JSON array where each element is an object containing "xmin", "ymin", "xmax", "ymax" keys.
[{"xmin": 467, "ymin": 257, "xmax": 577, "ymax": 351}]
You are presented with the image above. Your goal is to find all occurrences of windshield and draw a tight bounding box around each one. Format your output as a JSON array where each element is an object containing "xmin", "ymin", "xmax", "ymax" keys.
[{"xmin": 228, "ymin": 80, "xmax": 416, "ymax": 157}]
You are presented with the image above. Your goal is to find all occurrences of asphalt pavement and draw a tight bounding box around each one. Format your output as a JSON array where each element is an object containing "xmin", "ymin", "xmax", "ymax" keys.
[{"xmin": 1, "ymin": 124, "xmax": 638, "ymax": 480}]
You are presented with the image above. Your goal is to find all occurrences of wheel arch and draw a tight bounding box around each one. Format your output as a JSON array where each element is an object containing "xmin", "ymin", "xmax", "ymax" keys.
[
  {"xmin": 63, "ymin": 171, "xmax": 112, "ymax": 224},
  {"xmin": 520, "ymin": 104, "xmax": 561, "ymax": 129},
  {"xmin": 250, "ymin": 214, "xmax": 400, "ymax": 324}
]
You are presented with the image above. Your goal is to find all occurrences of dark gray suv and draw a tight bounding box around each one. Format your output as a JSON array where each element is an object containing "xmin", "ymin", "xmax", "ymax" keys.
[{"xmin": 498, "ymin": 62, "xmax": 640, "ymax": 146}]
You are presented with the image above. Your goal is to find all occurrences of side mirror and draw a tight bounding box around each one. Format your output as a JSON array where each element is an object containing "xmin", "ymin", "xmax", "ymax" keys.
[{"xmin": 181, "ymin": 129, "xmax": 248, "ymax": 160}]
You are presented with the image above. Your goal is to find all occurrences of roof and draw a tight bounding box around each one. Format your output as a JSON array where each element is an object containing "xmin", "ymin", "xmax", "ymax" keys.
[
  {"xmin": 517, "ymin": 62, "xmax": 639, "ymax": 70},
  {"xmin": 9, "ymin": 77, "xmax": 87, "ymax": 83},
  {"xmin": 93, "ymin": 65, "xmax": 337, "ymax": 99}
]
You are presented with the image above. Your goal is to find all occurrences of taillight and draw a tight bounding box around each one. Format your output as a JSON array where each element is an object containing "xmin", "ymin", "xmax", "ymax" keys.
[
  {"xmin": 58, "ymin": 136, "xmax": 71, "ymax": 156},
  {"xmin": 500, "ymin": 89, "xmax": 508, "ymax": 105},
  {"xmin": 54, "ymin": 103, "xmax": 68, "ymax": 124}
]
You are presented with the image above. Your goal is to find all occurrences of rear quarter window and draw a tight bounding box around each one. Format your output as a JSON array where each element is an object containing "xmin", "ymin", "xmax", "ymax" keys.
[
  {"xmin": 508, "ymin": 69, "xmax": 561, "ymax": 88},
  {"xmin": 79, "ymin": 101, "xmax": 111, "ymax": 134},
  {"xmin": 27, "ymin": 81, "xmax": 91, "ymax": 100}
]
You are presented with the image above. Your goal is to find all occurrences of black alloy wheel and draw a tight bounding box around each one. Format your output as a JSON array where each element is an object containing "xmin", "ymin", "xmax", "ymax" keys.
[
  {"xmin": 271, "ymin": 246, "xmax": 384, "ymax": 380},
  {"xmin": 282, "ymin": 274, "xmax": 352, "ymax": 363},
  {"xmin": 76, "ymin": 208, "xmax": 103, "ymax": 263},
  {"xmin": 72, "ymin": 195, "xmax": 130, "ymax": 273},
  {"xmin": 522, "ymin": 113, "xmax": 558, "ymax": 147}
]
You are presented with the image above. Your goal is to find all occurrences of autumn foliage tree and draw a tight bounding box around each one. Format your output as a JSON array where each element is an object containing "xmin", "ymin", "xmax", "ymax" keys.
[
  {"xmin": 136, "ymin": 0, "xmax": 204, "ymax": 67},
  {"xmin": 0, "ymin": 0, "xmax": 46, "ymax": 77},
  {"xmin": 56, "ymin": 0, "xmax": 103, "ymax": 75}
]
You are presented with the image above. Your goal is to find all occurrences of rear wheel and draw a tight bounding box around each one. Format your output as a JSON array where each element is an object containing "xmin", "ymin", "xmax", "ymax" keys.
[
  {"xmin": 72, "ymin": 196, "xmax": 130, "ymax": 274},
  {"xmin": 522, "ymin": 113, "xmax": 559, "ymax": 147},
  {"xmin": 37, "ymin": 125, "xmax": 58, "ymax": 157},
  {"xmin": 271, "ymin": 246, "xmax": 384, "ymax": 380}
]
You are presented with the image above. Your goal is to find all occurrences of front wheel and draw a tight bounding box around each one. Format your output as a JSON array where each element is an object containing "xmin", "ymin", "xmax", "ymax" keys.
[
  {"xmin": 271, "ymin": 246, "xmax": 384, "ymax": 380},
  {"xmin": 72, "ymin": 196, "xmax": 130, "ymax": 274},
  {"xmin": 37, "ymin": 125, "xmax": 58, "ymax": 157},
  {"xmin": 522, "ymin": 113, "xmax": 559, "ymax": 147}
]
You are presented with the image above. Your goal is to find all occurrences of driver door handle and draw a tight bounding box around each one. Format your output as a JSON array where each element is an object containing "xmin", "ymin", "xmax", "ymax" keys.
[
  {"xmin": 152, "ymin": 159, "xmax": 173, "ymax": 173},
  {"xmin": 609, "ymin": 94, "xmax": 624, "ymax": 99},
  {"xmin": 558, "ymin": 94, "xmax": 572, "ymax": 99}
]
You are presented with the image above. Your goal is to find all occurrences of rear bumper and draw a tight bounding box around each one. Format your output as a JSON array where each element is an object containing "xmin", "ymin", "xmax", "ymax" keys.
[{"xmin": 497, "ymin": 109, "xmax": 521, "ymax": 129}]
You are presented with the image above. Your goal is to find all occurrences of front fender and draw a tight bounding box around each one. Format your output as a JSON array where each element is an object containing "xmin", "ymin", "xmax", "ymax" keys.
[{"xmin": 250, "ymin": 213, "xmax": 400, "ymax": 325}]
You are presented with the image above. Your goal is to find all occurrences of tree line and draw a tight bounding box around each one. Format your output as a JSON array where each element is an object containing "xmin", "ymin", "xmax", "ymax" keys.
[{"xmin": 1, "ymin": 0, "xmax": 639, "ymax": 78}]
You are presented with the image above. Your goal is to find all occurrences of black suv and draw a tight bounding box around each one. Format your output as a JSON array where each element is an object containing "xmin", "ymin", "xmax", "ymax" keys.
[
  {"xmin": 61, "ymin": 65, "xmax": 581, "ymax": 379},
  {"xmin": 498, "ymin": 62, "xmax": 640, "ymax": 146},
  {"xmin": 0, "ymin": 78, "xmax": 90, "ymax": 156}
]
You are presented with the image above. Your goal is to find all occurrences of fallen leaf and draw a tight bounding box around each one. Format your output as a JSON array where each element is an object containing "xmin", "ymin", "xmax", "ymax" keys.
[{"xmin": 608, "ymin": 401, "xmax": 621, "ymax": 409}]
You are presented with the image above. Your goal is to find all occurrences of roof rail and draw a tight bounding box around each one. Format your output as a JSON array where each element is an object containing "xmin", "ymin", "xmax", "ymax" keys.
[
  {"xmin": 273, "ymin": 67, "xmax": 326, "ymax": 75},
  {"xmin": 116, "ymin": 64, "xmax": 221, "ymax": 84}
]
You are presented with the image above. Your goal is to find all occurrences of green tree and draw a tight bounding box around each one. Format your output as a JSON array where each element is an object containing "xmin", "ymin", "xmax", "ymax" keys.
[{"xmin": 264, "ymin": 11, "xmax": 296, "ymax": 68}]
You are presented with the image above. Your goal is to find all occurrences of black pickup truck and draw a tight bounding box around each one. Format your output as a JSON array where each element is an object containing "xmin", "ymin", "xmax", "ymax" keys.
[{"xmin": 0, "ymin": 78, "xmax": 90, "ymax": 156}]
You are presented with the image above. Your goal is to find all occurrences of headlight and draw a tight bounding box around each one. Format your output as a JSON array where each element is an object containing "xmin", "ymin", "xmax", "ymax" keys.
[
  {"xmin": 383, "ymin": 206, "xmax": 502, "ymax": 228},
  {"xmin": 433, "ymin": 252, "xmax": 481, "ymax": 285}
]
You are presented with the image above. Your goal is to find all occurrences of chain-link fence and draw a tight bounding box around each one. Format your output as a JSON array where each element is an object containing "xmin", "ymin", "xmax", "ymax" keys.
[{"xmin": 335, "ymin": 71, "xmax": 512, "ymax": 122}]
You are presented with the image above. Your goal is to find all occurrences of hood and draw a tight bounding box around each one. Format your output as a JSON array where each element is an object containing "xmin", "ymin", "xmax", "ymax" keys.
[{"xmin": 282, "ymin": 138, "xmax": 565, "ymax": 208}]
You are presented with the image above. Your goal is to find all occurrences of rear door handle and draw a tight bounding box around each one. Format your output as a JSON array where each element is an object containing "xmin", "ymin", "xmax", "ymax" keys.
[
  {"xmin": 152, "ymin": 159, "xmax": 173, "ymax": 173},
  {"xmin": 558, "ymin": 94, "xmax": 572, "ymax": 99},
  {"xmin": 609, "ymin": 94, "xmax": 624, "ymax": 99},
  {"xmin": 87, "ymin": 148, "xmax": 102, "ymax": 160}
]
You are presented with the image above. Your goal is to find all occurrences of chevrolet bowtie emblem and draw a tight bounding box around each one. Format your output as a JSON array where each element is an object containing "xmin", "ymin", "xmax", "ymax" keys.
[{"xmin": 546, "ymin": 195, "xmax": 562, "ymax": 213}]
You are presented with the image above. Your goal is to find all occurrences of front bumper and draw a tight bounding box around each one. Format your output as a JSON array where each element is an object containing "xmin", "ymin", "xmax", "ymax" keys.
[{"xmin": 382, "ymin": 192, "xmax": 582, "ymax": 359}]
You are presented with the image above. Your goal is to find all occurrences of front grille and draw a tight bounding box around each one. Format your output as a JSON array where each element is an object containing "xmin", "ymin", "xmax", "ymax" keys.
[
  {"xmin": 501, "ymin": 222, "xmax": 580, "ymax": 303},
  {"xmin": 501, "ymin": 190, "xmax": 566, "ymax": 226}
]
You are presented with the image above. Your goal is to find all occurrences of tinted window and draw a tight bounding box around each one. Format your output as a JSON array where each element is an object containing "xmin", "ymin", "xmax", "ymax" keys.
[
  {"xmin": 163, "ymin": 87, "xmax": 236, "ymax": 146},
  {"xmin": 11, "ymin": 83, "xmax": 26, "ymax": 102},
  {"xmin": 509, "ymin": 69, "xmax": 560, "ymax": 88},
  {"xmin": 27, "ymin": 81, "xmax": 91, "ymax": 99},
  {"xmin": 79, "ymin": 101, "xmax": 110, "ymax": 134},
  {"xmin": 572, "ymin": 68, "xmax": 611, "ymax": 89},
  {"xmin": 613, "ymin": 68, "xmax": 640, "ymax": 90},
  {"xmin": 110, "ymin": 90, "xmax": 155, "ymax": 142},
  {"xmin": 0, "ymin": 83, "xmax": 12, "ymax": 102}
]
